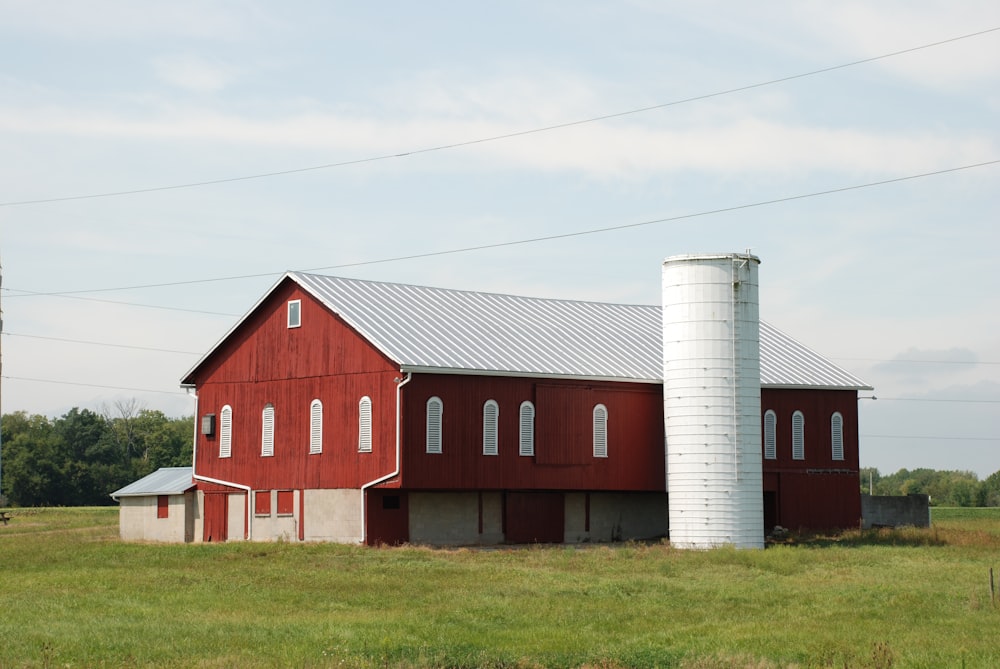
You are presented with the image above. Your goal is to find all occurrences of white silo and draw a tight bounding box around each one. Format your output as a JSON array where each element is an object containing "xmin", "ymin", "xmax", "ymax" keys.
[{"xmin": 662, "ymin": 253, "xmax": 764, "ymax": 549}]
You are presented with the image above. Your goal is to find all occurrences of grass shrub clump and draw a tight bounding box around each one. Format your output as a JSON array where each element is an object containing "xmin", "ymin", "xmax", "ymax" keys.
[{"xmin": 1, "ymin": 507, "xmax": 999, "ymax": 667}]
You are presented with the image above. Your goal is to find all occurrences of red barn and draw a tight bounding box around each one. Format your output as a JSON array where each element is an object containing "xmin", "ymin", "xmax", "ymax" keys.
[{"xmin": 177, "ymin": 271, "xmax": 870, "ymax": 545}]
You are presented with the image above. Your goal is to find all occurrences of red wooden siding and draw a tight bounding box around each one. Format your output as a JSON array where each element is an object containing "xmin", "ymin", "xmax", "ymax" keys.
[
  {"xmin": 761, "ymin": 389, "xmax": 860, "ymax": 472},
  {"xmin": 505, "ymin": 492, "xmax": 564, "ymax": 543},
  {"xmin": 761, "ymin": 388, "xmax": 861, "ymax": 530},
  {"xmin": 398, "ymin": 374, "xmax": 665, "ymax": 492},
  {"xmin": 189, "ymin": 279, "xmax": 402, "ymax": 491},
  {"xmin": 365, "ymin": 490, "xmax": 409, "ymax": 545},
  {"xmin": 203, "ymin": 493, "xmax": 230, "ymax": 542}
]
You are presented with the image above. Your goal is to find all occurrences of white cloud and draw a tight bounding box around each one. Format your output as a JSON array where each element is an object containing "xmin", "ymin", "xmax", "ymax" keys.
[
  {"xmin": 0, "ymin": 102, "xmax": 993, "ymax": 181},
  {"xmin": 152, "ymin": 54, "xmax": 240, "ymax": 93}
]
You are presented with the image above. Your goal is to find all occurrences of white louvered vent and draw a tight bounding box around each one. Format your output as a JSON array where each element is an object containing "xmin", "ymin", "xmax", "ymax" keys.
[
  {"xmin": 763, "ymin": 410, "xmax": 777, "ymax": 460},
  {"xmin": 219, "ymin": 405, "xmax": 233, "ymax": 458},
  {"xmin": 309, "ymin": 399, "xmax": 323, "ymax": 454},
  {"xmin": 261, "ymin": 404, "xmax": 275, "ymax": 457},
  {"xmin": 483, "ymin": 400, "xmax": 498, "ymax": 456},
  {"xmin": 519, "ymin": 401, "xmax": 534, "ymax": 457},
  {"xmin": 792, "ymin": 411, "xmax": 805, "ymax": 460},
  {"xmin": 831, "ymin": 412, "xmax": 844, "ymax": 461},
  {"xmin": 426, "ymin": 397, "xmax": 443, "ymax": 454},
  {"xmin": 593, "ymin": 404, "xmax": 608, "ymax": 458},
  {"xmin": 358, "ymin": 396, "xmax": 372, "ymax": 453}
]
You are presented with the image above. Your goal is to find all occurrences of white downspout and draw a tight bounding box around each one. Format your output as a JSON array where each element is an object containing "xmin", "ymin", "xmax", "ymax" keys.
[
  {"xmin": 189, "ymin": 390, "xmax": 253, "ymax": 540},
  {"xmin": 359, "ymin": 372, "xmax": 412, "ymax": 544}
]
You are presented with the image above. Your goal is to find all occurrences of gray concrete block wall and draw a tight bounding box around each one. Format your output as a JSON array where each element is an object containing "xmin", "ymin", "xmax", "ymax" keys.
[
  {"xmin": 118, "ymin": 493, "xmax": 194, "ymax": 542},
  {"xmin": 303, "ymin": 489, "xmax": 363, "ymax": 543},
  {"xmin": 861, "ymin": 494, "xmax": 931, "ymax": 529}
]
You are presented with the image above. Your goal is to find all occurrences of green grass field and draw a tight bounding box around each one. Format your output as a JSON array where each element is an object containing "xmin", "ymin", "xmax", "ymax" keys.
[{"xmin": 1, "ymin": 507, "xmax": 998, "ymax": 668}]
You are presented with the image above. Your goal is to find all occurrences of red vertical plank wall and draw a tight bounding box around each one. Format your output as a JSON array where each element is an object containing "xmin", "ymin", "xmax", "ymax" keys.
[
  {"xmin": 398, "ymin": 374, "xmax": 665, "ymax": 492},
  {"xmin": 761, "ymin": 388, "xmax": 862, "ymax": 530}
]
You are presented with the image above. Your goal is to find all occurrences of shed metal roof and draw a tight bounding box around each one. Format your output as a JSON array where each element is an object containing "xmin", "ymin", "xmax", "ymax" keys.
[
  {"xmin": 183, "ymin": 272, "xmax": 871, "ymax": 390},
  {"xmin": 111, "ymin": 467, "xmax": 194, "ymax": 499}
]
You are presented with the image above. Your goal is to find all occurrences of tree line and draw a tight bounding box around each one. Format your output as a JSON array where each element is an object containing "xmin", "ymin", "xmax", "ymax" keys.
[
  {"xmin": 861, "ymin": 467, "xmax": 1000, "ymax": 507},
  {"xmin": 1, "ymin": 401, "xmax": 193, "ymax": 507}
]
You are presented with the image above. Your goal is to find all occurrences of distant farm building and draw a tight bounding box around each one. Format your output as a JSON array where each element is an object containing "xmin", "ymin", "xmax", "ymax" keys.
[
  {"xmin": 111, "ymin": 466, "xmax": 196, "ymax": 542},
  {"xmin": 114, "ymin": 253, "xmax": 871, "ymax": 547}
]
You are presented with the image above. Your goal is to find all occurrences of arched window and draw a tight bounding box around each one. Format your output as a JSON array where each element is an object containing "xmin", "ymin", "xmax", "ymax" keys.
[
  {"xmin": 831, "ymin": 412, "xmax": 844, "ymax": 461},
  {"xmin": 426, "ymin": 397, "xmax": 443, "ymax": 454},
  {"xmin": 358, "ymin": 396, "xmax": 373, "ymax": 453},
  {"xmin": 763, "ymin": 410, "xmax": 777, "ymax": 460},
  {"xmin": 482, "ymin": 400, "xmax": 499, "ymax": 456},
  {"xmin": 791, "ymin": 410, "xmax": 805, "ymax": 460},
  {"xmin": 309, "ymin": 399, "xmax": 323, "ymax": 454},
  {"xmin": 593, "ymin": 404, "xmax": 608, "ymax": 458},
  {"xmin": 519, "ymin": 401, "xmax": 535, "ymax": 457},
  {"xmin": 219, "ymin": 405, "xmax": 233, "ymax": 458},
  {"xmin": 261, "ymin": 404, "xmax": 275, "ymax": 457}
]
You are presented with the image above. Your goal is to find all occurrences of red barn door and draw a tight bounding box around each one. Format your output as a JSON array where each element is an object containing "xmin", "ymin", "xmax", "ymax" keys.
[
  {"xmin": 505, "ymin": 492, "xmax": 564, "ymax": 543},
  {"xmin": 203, "ymin": 493, "xmax": 229, "ymax": 542},
  {"xmin": 365, "ymin": 490, "xmax": 409, "ymax": 546}
]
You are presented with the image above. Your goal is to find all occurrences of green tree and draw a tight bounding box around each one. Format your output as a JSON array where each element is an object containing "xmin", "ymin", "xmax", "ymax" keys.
[
  {"xmin": 978, "ymin": 471, "xmax": 1000, "ymax": 507},
  {"xmin": 1, "ymin": 404, "xmax": 194, "ymax": 507},
  {"xmin": 1, "ymin": 412, "xmax": 62, "ymax": 506}
]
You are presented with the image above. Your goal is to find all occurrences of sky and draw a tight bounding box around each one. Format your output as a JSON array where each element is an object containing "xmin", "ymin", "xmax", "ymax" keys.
[{"xmin": 0, "ymin": 1, "xmax": 997, "ymax": 479}]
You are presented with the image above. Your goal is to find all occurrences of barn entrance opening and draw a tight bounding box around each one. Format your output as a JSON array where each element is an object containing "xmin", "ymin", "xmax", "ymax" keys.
[{"xmin": 505, "ymin": 492, "xmax": 564, "ymax": 543}]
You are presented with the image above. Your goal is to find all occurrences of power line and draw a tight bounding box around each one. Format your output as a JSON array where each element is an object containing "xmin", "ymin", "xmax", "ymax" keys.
[
  {"xmin": 3, "ymin": 287, "xmax": 240, "ymax": 316},
  {"xmin": 7, "ymin": 158, "xmax": 999, "ymax": 300},
  {"xmin": 1, "ymin": 26, "xmax": 997, "ymax": 209},
  {"xmin": 2, "ymin": 332, "xmax": 200, "ymax": 355},
  {"xmin": 2, "ymin": 375, "xmax": 186, "ymax": 396}
]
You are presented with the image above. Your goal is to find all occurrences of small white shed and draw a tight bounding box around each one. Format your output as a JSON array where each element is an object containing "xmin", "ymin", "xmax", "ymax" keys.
[{"xmin": 111, "ymin": 467, "xmax": 195, "ymax": 542}]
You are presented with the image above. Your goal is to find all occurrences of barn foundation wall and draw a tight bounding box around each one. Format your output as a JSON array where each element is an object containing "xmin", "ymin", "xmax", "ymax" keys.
[{"xmin": 303, "ymin": 489, "xmax": 363, "ymax": 542}]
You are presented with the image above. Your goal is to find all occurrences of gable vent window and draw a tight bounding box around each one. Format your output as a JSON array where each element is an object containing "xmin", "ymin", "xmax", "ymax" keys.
[
  {"xmin": 483, "ymin": 400, "xmax": 499, "ymax": 456},
  {"xmin": 519, "ymin": 401, "xmax": 535, "ymax": 457},
  {"xmin": 791, "ymin": 410, "xmax": 805, "ymax": 460},
  {"xmin": 831, "ymin": 412, "xmax": 845, "ymax": 461},
  {"xmin": 261, "ymin": 404, "xmax": 275, "ymax": 457},
  {"xmin": 287, "ymin": 300, "xmax": 301, "ymax": 329},
  {"xmin": 309, "ymin": 399, "xmax": 323, "ymax": 455},
  {"xmin": 593, "ymin": 404, "xmax": 608, "ymax": 458},
  {"xmin": 219, "ymin": 405, "xmax": 233, "ymax": 459},
  {"xmin": 426, "ymin": 397, "xmax": 443, "ymax": 454},
  {"xmin": 358, "ymin": 396, "xmax": 373, "ymax": 453},
  {"xmin": 763, "ymin": 410, "xmax": 777, "ymax": 460}
]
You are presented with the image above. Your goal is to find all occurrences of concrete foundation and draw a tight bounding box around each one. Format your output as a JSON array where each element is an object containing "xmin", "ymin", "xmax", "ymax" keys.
[
  {"xmin": 303, "ymin": 489, "xmax": 363, "ymax": 543},
  {"xmin": 408, "ymin": 491, "xmax": 668, "ymax": 545}
]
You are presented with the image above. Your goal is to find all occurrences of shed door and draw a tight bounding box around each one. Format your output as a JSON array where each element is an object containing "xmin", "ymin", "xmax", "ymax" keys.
[
  {"xmin": 203, "ymin": 493, "xmax": 229, "ymax": 542},
  {"xmin": 505, "ymin": 492, "xmax": 564, "ymax": 544}
]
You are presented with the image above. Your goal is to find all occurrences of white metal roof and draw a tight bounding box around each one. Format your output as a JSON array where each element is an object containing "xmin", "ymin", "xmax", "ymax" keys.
[
  {"xmin": 294, "ymin": 272, "xmax": 870, "ymax": 390},
  {"xmin": 111, "ymin": 467, "xmax": 194, "ymax": 499},
  {"xmin": 182, "ymin": 272, "xmax": 871, "ymax": 390}
]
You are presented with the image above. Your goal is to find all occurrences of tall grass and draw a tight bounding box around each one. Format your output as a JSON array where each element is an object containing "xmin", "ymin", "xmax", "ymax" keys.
[{"xmin": 1, "ymin": 507, "xmax": 998, "ymax": 668}]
